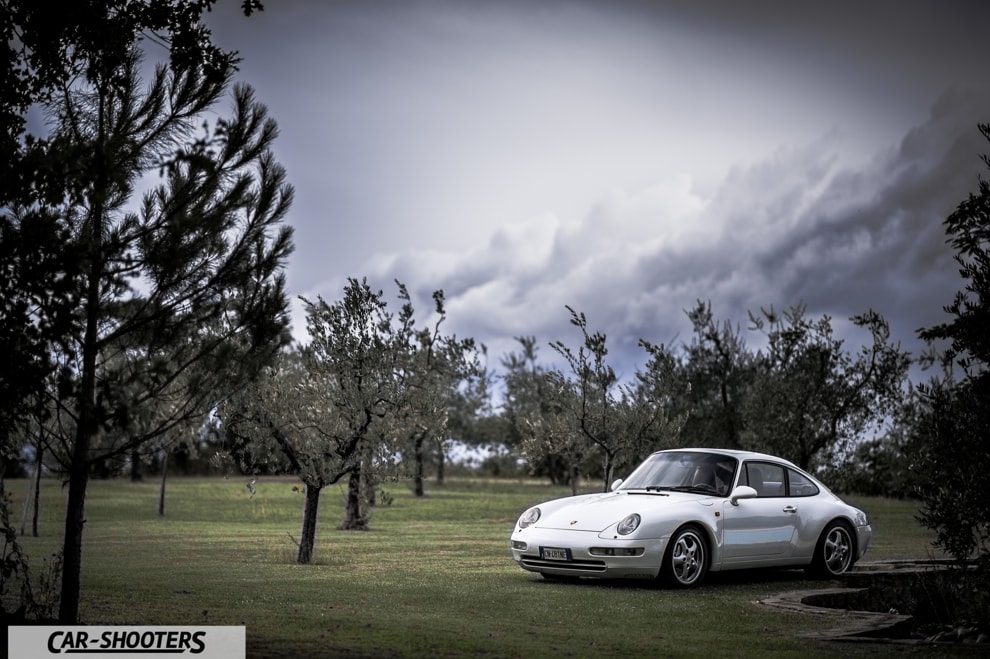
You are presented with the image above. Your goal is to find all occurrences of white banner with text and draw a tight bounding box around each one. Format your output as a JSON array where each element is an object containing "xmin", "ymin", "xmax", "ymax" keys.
[{"xmin": 8, "ymin": 625, "xmax": 246, "ymax": 659}]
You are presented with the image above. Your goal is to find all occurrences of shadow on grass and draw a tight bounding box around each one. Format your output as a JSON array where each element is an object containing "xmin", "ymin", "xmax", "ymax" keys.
[{"xmin": 523, "ymin": 565, "xmax": 818, "ymax": 592}]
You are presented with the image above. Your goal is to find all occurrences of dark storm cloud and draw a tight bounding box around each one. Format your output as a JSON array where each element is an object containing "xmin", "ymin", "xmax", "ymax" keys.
[{"xmin": 767, "ymin": 89, "xmax": 989, "ymax": 340}]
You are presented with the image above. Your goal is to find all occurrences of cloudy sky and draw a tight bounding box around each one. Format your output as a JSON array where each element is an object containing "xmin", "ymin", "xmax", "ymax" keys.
[{"xmin": 205, "ymin": 0, "xmax": 990, "ymax": 381}]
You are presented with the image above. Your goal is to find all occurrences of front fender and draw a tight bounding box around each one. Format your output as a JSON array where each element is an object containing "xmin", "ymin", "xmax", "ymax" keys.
[{"xmin": 636, "ymin": 503, "xmax": 723, "ymax": 568}]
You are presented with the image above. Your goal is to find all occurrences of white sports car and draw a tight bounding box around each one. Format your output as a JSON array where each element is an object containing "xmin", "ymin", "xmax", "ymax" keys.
[{"xmin": 509, "ymin": 448, "xmax": 872, "ymax": 587}]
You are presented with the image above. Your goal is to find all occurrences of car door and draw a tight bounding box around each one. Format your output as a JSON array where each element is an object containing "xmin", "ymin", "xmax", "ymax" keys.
[
  {"xmin": 778, "ymin": 466, "xmax": 825, "ymax": 559},
  {"xmin": 720, "ymin": 461, "xmax": 800, "ymax": 565}
]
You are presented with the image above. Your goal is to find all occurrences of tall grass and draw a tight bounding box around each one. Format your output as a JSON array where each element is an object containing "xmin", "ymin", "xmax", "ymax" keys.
[{"xmin": 7, "ymin": 476, "xmax": 949, "ymax": 657}]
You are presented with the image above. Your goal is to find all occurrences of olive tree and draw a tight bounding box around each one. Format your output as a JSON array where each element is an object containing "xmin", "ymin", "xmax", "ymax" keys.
[
  {"xmin": 629, "ymin": 338, "xmax": 686, "ymax": 463},
  {"xmin": 547, "ymin": 307, "xmax": 680, "ymax": 491},
  {"xmin": 742, "ymin": 304, "xmax": 910, "ymax": 471},
  {"xmin": 675, "ymin": 300, "xmax": 751, "ymax": 449},
  {"xmin": 518, "ymin": 372, "xmax": 588, "ymax": 494},
  {"xmin": 501, "ymin": 337, "xmax": 570, "ymax": 483},
  {"xmin": 223, "ymin": 279, "xmax": 415, "ymax": 563},
  {"xmin": 392, "ymin": 286, "xmax": 482, "ymax": 497}
]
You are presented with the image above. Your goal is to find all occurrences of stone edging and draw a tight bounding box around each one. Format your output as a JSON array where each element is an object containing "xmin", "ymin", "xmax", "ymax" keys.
[
  {"xmin": 759, "ymin": 560, "xmax": 967, "ymax": 644},
  {"xmin": 759, "ymin": 587, "xmax": 914, "ymax": 642}
]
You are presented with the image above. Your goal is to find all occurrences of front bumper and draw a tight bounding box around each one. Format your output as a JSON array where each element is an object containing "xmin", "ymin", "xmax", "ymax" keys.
[{"xmin": 509, "ymin": 528, "xmax": 666, "ymax": 579}]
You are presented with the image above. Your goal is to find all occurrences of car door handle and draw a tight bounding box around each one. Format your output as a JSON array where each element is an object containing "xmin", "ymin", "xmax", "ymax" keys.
[{"xmin": 782, "ymin": 506, "xmax": 797, "ymax": 514}]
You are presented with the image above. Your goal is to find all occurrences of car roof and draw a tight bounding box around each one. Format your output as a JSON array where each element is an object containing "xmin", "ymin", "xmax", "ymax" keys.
[{"xmin": 653, "ymin": 448, "xmax": 800, "ymax": 469}]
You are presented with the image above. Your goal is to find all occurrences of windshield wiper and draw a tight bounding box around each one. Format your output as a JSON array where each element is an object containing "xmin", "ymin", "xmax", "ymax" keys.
[
  {"xmin": 621, "ymin": 487, "xmax": 670, "ymax": 495},
  {"xmin": 649, "ymin": 485, "xmax": 714, "ymax": 494}
]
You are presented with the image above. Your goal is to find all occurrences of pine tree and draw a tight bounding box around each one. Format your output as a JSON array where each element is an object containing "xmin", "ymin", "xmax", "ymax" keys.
[{"xmin": 39, "ymin": 50, "xmax": 291, "ymax": 623}]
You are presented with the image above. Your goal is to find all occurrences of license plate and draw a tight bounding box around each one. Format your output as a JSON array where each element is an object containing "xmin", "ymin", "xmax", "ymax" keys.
[{"xmin": 540, "ymin": 546, "xmax": 571, "ymax": 561}]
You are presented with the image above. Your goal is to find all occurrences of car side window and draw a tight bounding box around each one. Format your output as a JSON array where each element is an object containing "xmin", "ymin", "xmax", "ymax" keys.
[
  {"xmin": 786, "ymin": 468, "xmax": 820, "ymax": 497},
  {"xmin": 742, "ymin": 462, "xmax": 785, "ymax": 497}
]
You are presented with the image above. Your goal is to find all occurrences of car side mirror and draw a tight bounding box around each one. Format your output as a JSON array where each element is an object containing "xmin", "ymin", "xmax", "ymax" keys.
[
  {"xmin": 610, "ymin": 478, "xmax": 624, "ymax": 492},
  {"xmin": 729, "ymin": 485, "xmax": 757, "ymax": 506}
]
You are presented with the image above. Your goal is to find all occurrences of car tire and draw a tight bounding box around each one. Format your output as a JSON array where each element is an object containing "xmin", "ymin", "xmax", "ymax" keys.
[
  {"xmin": 808, "ymin": 520, "xmax": 855, "ymax": 578},
  {"xmin": 660, "ymin": 525, "xmax": 709, "ymax": 588}
]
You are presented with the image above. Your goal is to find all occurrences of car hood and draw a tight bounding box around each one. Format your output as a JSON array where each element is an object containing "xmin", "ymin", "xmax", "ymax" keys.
[{"xmin": 536, "ymin": 491, "xmax": 708, "ymax": 532}]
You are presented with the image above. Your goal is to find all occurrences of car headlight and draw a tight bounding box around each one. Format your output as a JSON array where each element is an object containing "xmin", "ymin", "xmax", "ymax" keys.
[
  {"xmin": 518, "ymin": 506, "xmax": 541, "ymax": 529},
  {"xmin": 617, "ymin": 513, "xmax": 641, "ymax": 536},
  {"xmin": 854, "ymin": 510, "xmax": 869, "ymax": 527}
]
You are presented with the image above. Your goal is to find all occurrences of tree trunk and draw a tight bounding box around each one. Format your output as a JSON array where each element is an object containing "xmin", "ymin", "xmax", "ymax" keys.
[
  {"xmin": 413, "ymin": 433, "xmax": 425, "ymax": 497},
  {"xmin": 157, "ymin": 450, "xmax": 169, "ymax": 517},
  {"xmin": 19, "ymin": 463, "xmax": 36, "ymax": 536},
  {"xmin": 31, "ymin": 443, "xmax": 42, "ymax": 537},
  {"xmin": 340, "ymin": 469, "xmax": 367, "ymax": 530},
  {"xmin": 720, "ymin": 380, "xmax": 742, "ymax": 449},
  {"xmin": 601, "ymin": 451, "xmax": 614, "ymax": 493},
  {"xmin": 60, "ymin": 248, "xmax": 101, "ymax": 622},
  {"xmin": 19, "ymin": 458, "xmax": 41, "ymax": 537},
  {"xmin": 297, "ymin": 482, "xmax": 322, "ymax": 564},
  {"xmin": 60, "ymin": 115, "xmax": 106, "ymax": 623},
  {"xmin": 130, "ymin": 449, "xmax": 143, "ymax": 482},
  {"xmin": 59, "ymin": 457, "xmax": 90, "ymax": 623},
  {"xmin": 361, "ymin": 450, "xmax": 376, "ymax": 508},
  {"xmin": 569, "ymin": 463, "xmax": 579, "ymax": 496},
  {"xmin": 435, "ymin": 439, "xmax": 446, "ymax": 485},
  {"xmin": 26, "ymin": 396, "xmax": 45, "ymax": 537}
]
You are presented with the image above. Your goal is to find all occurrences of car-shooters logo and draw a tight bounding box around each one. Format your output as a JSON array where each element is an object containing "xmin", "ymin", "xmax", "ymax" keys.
[{"xmin": 8, "ymin": 626, "xmax": 245, "ymax": 659}]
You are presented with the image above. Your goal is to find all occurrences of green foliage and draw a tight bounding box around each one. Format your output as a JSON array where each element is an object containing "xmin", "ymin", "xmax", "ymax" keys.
[
  {"xmin": 1, "ymin": 0, "xmax": 264, "ymax": 201},
  {"xmin": 918, "ymin": 128, "xmax": 990, "ymax": 373},
  {"xmin": 0, "ymin": 490, "xmax": 62, "ymax": 621},
  {"xmin": 500, "ymin": 337, "xmax": 573, "ymax": 484},
  {"xmin": 4, "ymin": 27, "xmax": 291, "ymax": 626},
  {"xmin": 632, "ymin": 338, "xmax": 687, "ymax": 457},
  {"xmin": 221, "ymin": 280, "xmax": 481, "ymax": 560},
  {"xmin": 219, "ymin": 277, "xmax": 400, "ymax": 562},
  {"xmin": 500, "ymin": 301, "xmax": 909, "ymax": 491},
  {"xmin": 1, "ymin": 0, "xmax": 266, "ymax": 442},
  {"xmin": 915, "ymin": 377, "xmax": 990, "ymax": 561},
  {"xmin": 32, "ymin": 49, "xmax": 295, "ymax": 472},
  {"xmin": 391, "ymin": 284, "xmax": 484, "ymax": 496},
  {"xmin": 675, "ymin": 300, "xmax": 751, "ymax": 449},
  {"xmin": 0, "ymin": 210, "xmax": 82, "ymax": 439},
  {"xmin": 499, "ymin": 336, "xmax": 549, "ymax": 447},
  {"xmin": 914, "ymin": 375, "xmax": 990, "ymax": 633},
  {"xmin": 522, "ymin": 307, "xmax": 681, "ymax": 493},
  {"xmin": 741, "ymin": 304, "xmax": 909, "ymax": 470},
  {"xmin": 914, "ymin": 123, "xmax": 990, "ymax": 562},
  {"xmin": 912, "ymin": 122, "xmax": 990, "ymax": 633},
  {"xmin": 2, "ymin": 0, "xmax": 281, "ymax": 625},
  {"xmin": 823, "ymin": 394, "xmax": 925, "ymax": 498}
]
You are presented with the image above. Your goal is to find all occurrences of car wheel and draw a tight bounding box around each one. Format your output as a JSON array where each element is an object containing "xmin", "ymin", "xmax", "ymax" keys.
[
  {"xmin": 661, "ymin": 525, "xmax": 709, "ymax": 588},
  {"xmin": 809, "ymin": 520, "xmax": 855, "ymax": 577}
]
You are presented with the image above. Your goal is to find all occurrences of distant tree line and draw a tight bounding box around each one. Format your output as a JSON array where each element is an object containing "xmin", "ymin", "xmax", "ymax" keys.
[
  {"xmin": 487, "ymin": 298, "xmax": 912, "ymax": 496},
  {"xmin": 1, "ymin": 0, "xmax": 988, "ymax": 634}
]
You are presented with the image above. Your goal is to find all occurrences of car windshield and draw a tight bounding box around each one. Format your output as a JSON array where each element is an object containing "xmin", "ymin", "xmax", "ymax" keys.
[{"xmin": 617, "ymin": 451, "xmax": 738, "ymax": 496}]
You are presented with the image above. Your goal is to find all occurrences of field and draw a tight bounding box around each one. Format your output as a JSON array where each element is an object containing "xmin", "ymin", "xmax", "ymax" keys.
[{"xmin": 5, "ymin": 476, "xmax": 958, "ymax": 657}]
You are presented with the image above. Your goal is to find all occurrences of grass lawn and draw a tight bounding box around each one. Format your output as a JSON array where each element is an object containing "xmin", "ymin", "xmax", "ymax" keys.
[{"xmin": 6, "ymin": 476, "xmax": 957, "ymax": 657}]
